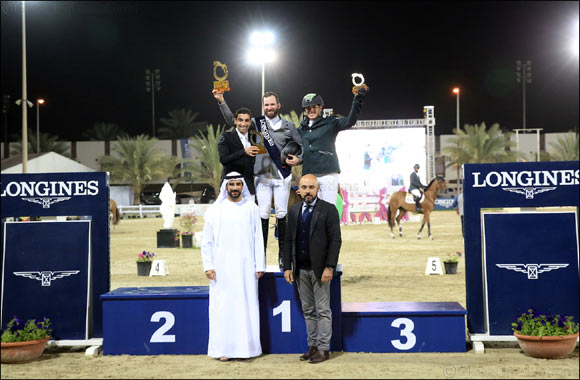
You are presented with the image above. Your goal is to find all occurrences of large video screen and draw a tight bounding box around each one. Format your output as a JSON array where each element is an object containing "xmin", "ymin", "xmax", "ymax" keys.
[{"xmin": 335, "ymin": 127, "xmax": 426, "ymax": 224}]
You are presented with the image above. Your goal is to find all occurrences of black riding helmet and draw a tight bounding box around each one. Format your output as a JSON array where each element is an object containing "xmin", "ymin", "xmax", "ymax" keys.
[
  {"xmin": 281, "ymin": 141, "xmax": 302, "ymax": 163},
  {"xmin": 302, "ymin": 93, "xmax": 324, "ymax": 108}
]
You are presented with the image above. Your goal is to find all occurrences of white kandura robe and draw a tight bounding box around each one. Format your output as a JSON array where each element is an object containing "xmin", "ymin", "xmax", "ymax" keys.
[{"xmin": 201, "ymin": 198, "xmax": 265, "ymax": 358}]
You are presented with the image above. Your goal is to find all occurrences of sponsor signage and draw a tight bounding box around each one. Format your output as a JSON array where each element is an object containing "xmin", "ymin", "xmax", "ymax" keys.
[
  {"xmin": 463, "ymin": 161, "xmax": 579, "ymax": 336},
  {"xmin": 2, "ymin": 221, "xmax": 91, "ymax": 340},
  {"xmin": 1, "ymin": 172, "xmax": 110, "ymax": 339},
  {"xmin": 483, "ymin": 212, "xmax": 578, "ymax": 335},
  {"xmin": 434, "ymin": 197, "xmax": 455, "ymax": 210}
]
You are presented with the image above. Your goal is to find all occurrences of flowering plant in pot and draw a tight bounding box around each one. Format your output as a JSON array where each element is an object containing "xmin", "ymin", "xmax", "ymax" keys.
[
  {"xmin": 180, "ymin": 213, "xmax": 197, "ymax": 248},
  {"xmin": 511, "ymin": 307, "xmax": 579, "ymax": 359},
  {"xmin": 136, "ymin": 250, "xmax": 157, "ymax": 276},
  {"xmin": 1, "ymin": 316, "xmax": 52, "ymax": 363},
  {"xmin": 443, "ymin": 251, "xmax": 462, "ymax": 274}
]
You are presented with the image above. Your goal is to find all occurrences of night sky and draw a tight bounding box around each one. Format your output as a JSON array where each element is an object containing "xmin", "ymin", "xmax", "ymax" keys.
[{"xmin": 1, "ymin": 1, "xmax": 578, "ymax": 142}]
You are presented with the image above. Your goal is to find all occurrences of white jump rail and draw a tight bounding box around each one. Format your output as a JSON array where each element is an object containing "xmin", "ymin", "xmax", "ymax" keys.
[{"xmin": 117, "ymin": 204, "xmax": 211, "ymax": 218}]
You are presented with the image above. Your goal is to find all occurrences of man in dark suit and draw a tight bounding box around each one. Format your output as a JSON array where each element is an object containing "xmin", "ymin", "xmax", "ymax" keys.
[
  {"xmin": 217, "ymin": 108, "xmax": 259, "ymax": 195},
  {"xmin": 282, "ymin": 174, "xmax": 341, "ymax": 364}
]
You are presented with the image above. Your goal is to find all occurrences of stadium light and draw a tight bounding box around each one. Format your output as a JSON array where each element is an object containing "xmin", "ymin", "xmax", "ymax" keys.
[
  {"xmin": 452, "ymin": 87, "xmax": 461, "ymax": 193},
  {"xmin": 20, "ymin": 1, "xmax": 29, "ymax": 172},
  {"xmin": 247, "ymin": 30, "xmax": 276, "ymax": 113},
  {"xmin": 36, "ymin": 99, "xmax": 45, "ymax": 153},
  {"xmin": 573, "ymin": 20, "xmax": 579, "ymax": 56}
]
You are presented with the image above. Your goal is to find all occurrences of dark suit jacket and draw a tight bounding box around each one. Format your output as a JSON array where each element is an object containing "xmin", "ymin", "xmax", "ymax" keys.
[
  {"xmin": 218, "ymin": 129, "xmax": 256, "ymax": 195},
  {"xmin": 409, "ymin": 171, "xmax": 425, "ymax": 192},
  {"xmin": 282, "ymin": 198, "xmax": 341, "ymax": 280}
]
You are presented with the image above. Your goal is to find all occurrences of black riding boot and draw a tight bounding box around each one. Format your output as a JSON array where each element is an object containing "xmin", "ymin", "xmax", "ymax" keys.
[
  {"xmin": 261, "ymin": 218, "xmax": 269, "ymax": 254},
  {"xmin": 276, "ymin": 217, "xmax": 287, "ymax": 270},
  {"xmin": 414, "ymin": 197, "xmax": 423, "ymax": 213}
]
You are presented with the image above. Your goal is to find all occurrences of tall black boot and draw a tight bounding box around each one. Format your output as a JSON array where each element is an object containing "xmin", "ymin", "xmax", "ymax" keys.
[
  {"xmin": 261, "ymin": 218, "xmax": 269, "ymax": 254},
  {"xmin": 414, "ymin": 197, "xmax": 423, "ymax": 213},
  {"xmin": 276, "ymin": 217, "xmax": 287, "ymax": 270}
]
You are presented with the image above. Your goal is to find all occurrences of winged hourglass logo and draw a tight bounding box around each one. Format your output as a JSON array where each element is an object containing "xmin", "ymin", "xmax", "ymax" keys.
[
  {"xmin": 13, "ymin": 270, "xmax": 80, "ymax": 286},
  {"xmin": 496, "ymin": 264, "xmax": 568, "ymax": 279}
]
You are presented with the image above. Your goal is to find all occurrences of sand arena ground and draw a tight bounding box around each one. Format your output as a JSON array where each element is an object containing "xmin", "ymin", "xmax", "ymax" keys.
[{"xmin": 1, "ymin": 211, "xmax": 578, "ymax": 379}]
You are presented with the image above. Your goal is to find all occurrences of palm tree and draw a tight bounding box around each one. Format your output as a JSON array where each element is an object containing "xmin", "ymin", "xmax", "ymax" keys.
[
  {"xmin": 442, "ymin": 122, "xmax": 519, "ymax": 165},
  {"xmin": 544, "ymin": 131, "xmax": 579, "ymax": 161},
  {"xmin": 99, "ymin": 134, "xmax": 180, "ymax": 204},
  {"xmin": 83, "ymin": 122, "xmax": 127, "ymax": 156},
  {"xmin": 281, "ymin": 110, "xmax": 304, "ymax": 127},
  {"xmin": 82, "ymin": 122, "xmax": 126, "ymax": 141},
  {"xmin": 178, "ymin": 124, "xmax": 225, "ymax": 193},
  {"xmin": 10, "ymin": 129, "xmax": 70, "ymax": 156},
  {"xmin": 158, "ymin": 109, "xmax": 207, "ymax": 139}
]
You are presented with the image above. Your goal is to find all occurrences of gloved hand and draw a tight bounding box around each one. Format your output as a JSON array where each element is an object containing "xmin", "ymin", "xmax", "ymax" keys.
[{"xmin": 354, "ymin": 84, "xmax": 369, "ymax": 102}]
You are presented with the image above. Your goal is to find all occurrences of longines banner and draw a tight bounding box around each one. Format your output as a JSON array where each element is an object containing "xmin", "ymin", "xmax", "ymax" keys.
[
  {"xmin": 463, "ymin": 161, "xmax": 579, "ymax": 336},
  {"xmin": 1, "ymin": 172, "xmax": 110, "ymax": 340}
]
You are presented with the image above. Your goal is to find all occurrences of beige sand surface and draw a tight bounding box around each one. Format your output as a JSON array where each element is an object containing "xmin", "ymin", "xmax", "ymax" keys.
[{"xmin": 2, "ymin": 211, "xmax": 578, "ymax": 379}]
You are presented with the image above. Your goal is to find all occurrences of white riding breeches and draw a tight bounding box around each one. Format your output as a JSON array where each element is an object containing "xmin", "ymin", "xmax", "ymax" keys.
[
  {"xmin": 255, "ymin": 173, "xmax": 292, "ymax": 219},
  {"xmin": 410, "ymin": 189, "xmax": 421, "ymax": 198},
  {"xmin": 315, "ymin": 173, "xmax": 339, "ymax": 205}
]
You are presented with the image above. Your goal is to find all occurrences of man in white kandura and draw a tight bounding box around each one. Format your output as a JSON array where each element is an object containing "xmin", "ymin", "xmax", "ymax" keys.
[{"xmin": 201, "ymin": 171, "xmax": 265, "ymax": 361}]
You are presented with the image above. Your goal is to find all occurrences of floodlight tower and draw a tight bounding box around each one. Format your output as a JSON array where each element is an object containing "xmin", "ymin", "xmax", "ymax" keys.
[
  {"xmin": 515, "ymin": 60, "xmax": 532, "ymax": 131},
  {"xmin": 145, "ymin": 69, "xmax": 161, "ymax": 137}
]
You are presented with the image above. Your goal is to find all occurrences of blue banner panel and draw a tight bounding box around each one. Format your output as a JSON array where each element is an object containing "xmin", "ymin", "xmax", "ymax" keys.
[
  {"xmin": 101, "ymin": 287, "xmax": 209, "ymax": 355},
  {"xmin": 483, "ymin": 212, "xmax": 579, "ymax": 335},
  {"xmin": 1, "ymin": 221, "xmax": 91, "ymax": 340},
  {"xmin": 1, "ymin": 172, "xmax": 110, "ymax": 338},
  {"xmin": 342, "ymin": 302, "xmax": 466, "ymax": 352},
  {"xmin": 463, "ymin": 161, "xmax": 579, "ymax": 335},
  {"xmin": 258, "ymin": 270, "xmax": 343, "ymax": 353},
  {"xmin": 434, "ymin": 197, "xmax": 455, "ymax": 211}
]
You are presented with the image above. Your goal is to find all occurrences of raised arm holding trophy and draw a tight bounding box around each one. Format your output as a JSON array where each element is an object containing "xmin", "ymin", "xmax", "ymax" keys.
[
  {"xmin": 212, "ymin": 64, "xmax": 303, "ymax": 269},
  {"xmin": 213, "ymin": 61, "xmax": 230, "ymax": 92},
  {"xmin": 297, "ymin": 73, "xmax": 369, "ymax": 205}
]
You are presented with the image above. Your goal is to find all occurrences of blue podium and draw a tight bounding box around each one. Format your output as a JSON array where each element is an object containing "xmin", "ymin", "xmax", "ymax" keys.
[
  {"xmin": 258, "ymin": 268, "xmax": 343, "ymax": 353},
  {"xmin": 101, "ymin": 267, "xmax": 343, "ymax": 355},
  {"xmin": 101, "ymin": 286, "xmax": 209, "ymax": 355},
  {"xmin": 342, "ymin": 302, "xmax": 466, "ymax": 352}
]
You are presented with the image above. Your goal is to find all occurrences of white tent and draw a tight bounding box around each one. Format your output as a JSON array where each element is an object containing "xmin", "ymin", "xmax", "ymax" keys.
[{"xmin": 1, "ymin": 152, "xmax": 96, "ymax": 173}]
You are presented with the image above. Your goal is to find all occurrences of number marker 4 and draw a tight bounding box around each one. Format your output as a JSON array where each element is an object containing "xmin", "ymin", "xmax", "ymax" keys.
[{"xmin": 150, "ymin": 259, "xmax": 169, "ymax": 276}]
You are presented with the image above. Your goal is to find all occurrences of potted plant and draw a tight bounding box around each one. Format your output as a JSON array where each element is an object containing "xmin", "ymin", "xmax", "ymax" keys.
[
  {"xmin": 1, "ymin": 316, "xmax": 52, "ymax": 364},
  {"xmin": 512, "ymin": 307, "xmax": 579, "ymax": 359},
  {"xmin": 137, "ymin": 250, "xmax": 156, "ymax": 276},
  {"xmin": 443, "ymin": 251, "xmax": 462, "ymax": 274},
  {"xmin": 179, "ymin": 213, "xmax": 197, "ymax": 248}
]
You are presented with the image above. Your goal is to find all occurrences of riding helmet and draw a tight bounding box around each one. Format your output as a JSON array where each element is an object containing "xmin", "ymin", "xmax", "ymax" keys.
[
  {"xmin": 302, "ymin": 93, "xmax": 324, "ymax": 108},
  {"xmin": 281, "ymin": 141, "xmax": 302, "ymax": 163}
]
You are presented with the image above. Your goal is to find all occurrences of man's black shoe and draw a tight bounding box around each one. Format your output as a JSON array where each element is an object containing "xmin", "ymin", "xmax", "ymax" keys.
[
  {"xmin": 300, "ymin": 346, "xmax": 318, "ymax": 361},
  {"xmin": 309, "ymin": 350, "xmax": 329, "ymax": 364}
]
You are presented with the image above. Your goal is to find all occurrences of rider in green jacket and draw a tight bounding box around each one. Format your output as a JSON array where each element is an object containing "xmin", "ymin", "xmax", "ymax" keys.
[{"xmin": 297, "ymin": 86, "xmax": 368, "ymax": 204}]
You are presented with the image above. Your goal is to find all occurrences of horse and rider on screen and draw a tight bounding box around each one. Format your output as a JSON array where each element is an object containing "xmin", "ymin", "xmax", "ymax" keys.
[{"xmin": 387, "ymin": 175, "xmax": 447, "ymax": 240}]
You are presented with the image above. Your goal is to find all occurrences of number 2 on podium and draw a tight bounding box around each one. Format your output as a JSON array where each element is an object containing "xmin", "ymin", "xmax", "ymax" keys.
[{"xmin": 150, "ymin": 311, "xmax": 176, "ymax": 343}]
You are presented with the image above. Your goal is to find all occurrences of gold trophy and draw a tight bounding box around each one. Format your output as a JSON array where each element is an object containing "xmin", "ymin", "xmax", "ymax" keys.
[
  {"xmin": 351, "ymin": 73, "xmax": 368, "ymax": 94},
  {"xmin": 213, "ymin": 61, "xmax": 230, "ymax": 92},
  {"xmin": 249, "ymin": 126, "xmax": 267, "ymax": 154}
]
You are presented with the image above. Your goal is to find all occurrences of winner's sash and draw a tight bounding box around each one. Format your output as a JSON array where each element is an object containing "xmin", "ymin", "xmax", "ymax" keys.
[{"xmin": 255, "ymin": 116, "xmax": 292, "ymax": 179}]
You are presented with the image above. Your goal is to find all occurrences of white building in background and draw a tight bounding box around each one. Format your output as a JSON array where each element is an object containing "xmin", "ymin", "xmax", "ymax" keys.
[
  {"xmin": 1, "ymin": 151, "xmax": 95, "ymax": 173},
  {"xmin": 0, "ymin": 131, "xmax": 575, "ymax": 197}
]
